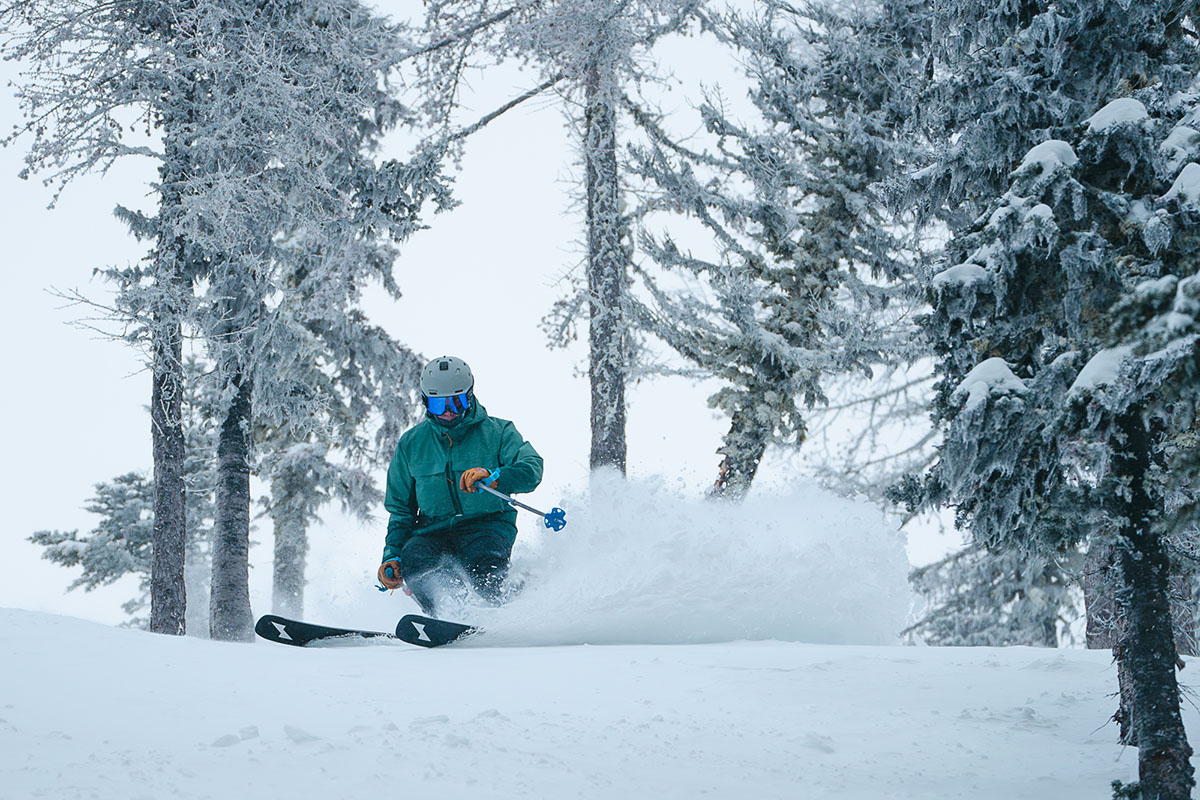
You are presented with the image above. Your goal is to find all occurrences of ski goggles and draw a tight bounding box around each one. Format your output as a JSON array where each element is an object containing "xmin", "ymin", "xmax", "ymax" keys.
[{"xmin": 425, "ymin": 392, "xmax": 471, "ymax": 416}]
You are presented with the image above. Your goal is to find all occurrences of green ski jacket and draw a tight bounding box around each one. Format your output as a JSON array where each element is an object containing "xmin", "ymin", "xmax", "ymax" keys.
[{"xmin": 382, "ymin": 401, "xmax": 543, "ymax": 563}]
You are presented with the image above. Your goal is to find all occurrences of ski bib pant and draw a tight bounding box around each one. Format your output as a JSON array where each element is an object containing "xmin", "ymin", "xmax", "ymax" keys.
[{"xmin": 400, "ymin": 515, "xmax": 514, "ymax": 615}]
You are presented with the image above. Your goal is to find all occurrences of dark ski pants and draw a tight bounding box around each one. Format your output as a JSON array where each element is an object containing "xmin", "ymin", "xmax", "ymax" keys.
[{"xmin": 400, "ymin": 519, "xmax": 514, "ymax": 615}]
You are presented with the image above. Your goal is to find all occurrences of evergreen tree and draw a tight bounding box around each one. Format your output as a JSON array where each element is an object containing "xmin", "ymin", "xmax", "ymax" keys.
[
  {"xmin": 908, "ymin": 0, "xmax": 1198, "ymax": 229},
  {"xmin": 30, "ymin": 357, "xmax": 218, "ymax": 628},
  {"xmin": 892, "ymin": 4, "xmax": 1200, "ymax": 792},
  {"xmin": 2, "ymin": 0, "xmax": 215, "ymax": 634},
  {"xmin": 4, "ymin": 0, "xmax": 450, "ymax": 640},
  {"xmin": 167, "ymin": 1, "xmax": 443, "ymax": 641},
  {"xmin": 405, "ymin": 0, "xmax": 713, "ymax": 474},
  {"xmin": 31, "ymin": 474, "xmax": 156, "ymax": 623},
  {"xmin": 255, "ymin": 228, "xmax": 425, "ymax": 617},
  {"xmin": 904, "ymin": 543, "xmax": 1081, "ymax": 647},
  {"xmin": 917, "ymin": 88, "xmax": 1200, "ymax": 798},
  {"xmin": 259, "ymin": 443, "xmax": 375, "ymax": 618},
  {"xmin": 623, "ymin": 1, "xmax": 926, "ymax": 498}
]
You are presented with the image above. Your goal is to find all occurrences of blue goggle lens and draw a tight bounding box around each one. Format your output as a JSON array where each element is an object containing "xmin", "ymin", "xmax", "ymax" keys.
[{"xmin": 426, "ymin": 393, "xmax": 470, "ymax": 415}]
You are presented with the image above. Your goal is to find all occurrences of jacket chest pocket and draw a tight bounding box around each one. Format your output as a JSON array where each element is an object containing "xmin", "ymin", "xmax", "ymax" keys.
[{"xmin": 413, "ymin": 469, "xmax": 455, "ymax": 518}]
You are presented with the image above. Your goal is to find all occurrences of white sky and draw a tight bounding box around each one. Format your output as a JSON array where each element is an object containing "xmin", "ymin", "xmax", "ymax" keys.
[{"xmin": 0, "ymin": 4, "xmax": 960, "ymax": 626}]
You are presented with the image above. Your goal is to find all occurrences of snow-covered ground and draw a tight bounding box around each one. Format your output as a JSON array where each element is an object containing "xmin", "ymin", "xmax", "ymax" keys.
[
  {"xmin": 0, "ymin": 478, "xmax": 1176, "ymax": 798},
  {"xmin": 1, "ymin": 609, "xmax": 1150, "ymax": 800}
]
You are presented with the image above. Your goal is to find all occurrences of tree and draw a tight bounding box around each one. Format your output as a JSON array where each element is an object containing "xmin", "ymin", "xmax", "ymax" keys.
[
  {"xmin": 2, "ymin": 0, "xmax": 214, "ymax": 634},
  {"xmin": 3, "ymin": 0, "xmax": 450, "ymax": 639},
  {"xmin": 166, "ymin": 0, "xmax": 444, "ymax": 640},
  {"xmin": 623, "ymin": 1, "xmax": 926, "ymax": 498},
  {"xmin": 407, "ymin": 0, "xmax": 713, "ymax": 473},
  {"xmin": 890, "ymin": 5, "xmax": 1200, "ymax": 792},
  {"xmin": 255, "ymin": 308, "xmax": 420, "ymax": 620},
  {"xmin": 906, "ymin": 0, "xmax": 1199, "ymax": 230},
  {"xmin": 904, "ymin": 543, "xmax": 1081, "ymax": 647},
  {"xmin": 917, "ymin": 90, "xmax": 1200, "ymax": 797},
  {"xmin": 30, "ymin": 356, "xmax": 218, "ymax": 628}
]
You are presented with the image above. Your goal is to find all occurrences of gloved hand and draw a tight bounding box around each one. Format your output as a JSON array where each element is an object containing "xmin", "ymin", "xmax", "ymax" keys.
[
  {"xmin": 459, "ymin": 467, "xmax": 497, "ymax": 493},
  {"xmin": 377, "ymin": 560, "xmax": 403, "ymax": 591}
]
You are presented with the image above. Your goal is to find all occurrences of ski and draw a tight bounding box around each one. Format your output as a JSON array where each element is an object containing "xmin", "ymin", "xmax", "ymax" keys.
[
  {"xmin": 394, "ymin": 614, "xmax": 477, "ymax": 648},
  {"xmin": 254, "ymin": 614, "xmax": 394, "ymax": 647}
]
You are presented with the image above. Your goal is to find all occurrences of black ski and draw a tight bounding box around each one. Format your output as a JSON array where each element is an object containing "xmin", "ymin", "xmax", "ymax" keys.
[
  {"xmin": 394, "ymin": 614, "xmax": 477, "ymax": 648},
  {"xmin": 254, "ymin": 614, "xmax": 394, "ymax": 647}
]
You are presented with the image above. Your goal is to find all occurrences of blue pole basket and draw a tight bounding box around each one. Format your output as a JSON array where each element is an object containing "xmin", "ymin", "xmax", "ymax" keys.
[{"xmin": 543, "ymin": 507, "xmax": 567, "ymax": 531}]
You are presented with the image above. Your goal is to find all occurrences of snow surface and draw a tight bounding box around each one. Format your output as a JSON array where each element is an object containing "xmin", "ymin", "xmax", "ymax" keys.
[
  {"xmin": 0, "ymin": 608, "xmax": 1160, "ymax": 799},
  {"xmin": 1085, "ymin": 98, "xmax": 1148, "ymax": 132},
  {"xmin": 953, "ymin": 358, "xmax": 1027, "ymax": 412},
  {"xmin": 2, "ymin": 475, "xmax": 1173, "ymax": 798}
]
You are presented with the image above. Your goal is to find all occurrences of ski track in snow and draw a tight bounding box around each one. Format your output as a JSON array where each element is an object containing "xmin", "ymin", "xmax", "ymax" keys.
[{"xmin": 0, "ymin": 608, "xmax": 1157, "ymax": 800}]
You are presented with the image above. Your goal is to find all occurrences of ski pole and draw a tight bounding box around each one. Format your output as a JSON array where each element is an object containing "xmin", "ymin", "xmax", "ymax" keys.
[{"xmin": 475, "ymin": 481, "xmax": 567, "ymax": 531}]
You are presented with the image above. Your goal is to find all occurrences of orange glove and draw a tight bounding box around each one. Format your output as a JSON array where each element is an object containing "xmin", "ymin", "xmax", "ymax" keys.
[
  {"xmin": 377, "ymin": 560, "xmax": 403, "ymax": 590},
  {"xmin": 459, "ymin": 467, "xmax": 497, "ymax": 493}
]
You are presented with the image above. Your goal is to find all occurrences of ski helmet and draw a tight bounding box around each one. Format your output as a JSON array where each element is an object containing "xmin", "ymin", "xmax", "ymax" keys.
[{"xmin": 420, "ymin": 356, "xmax": 475, "ymax": 423}]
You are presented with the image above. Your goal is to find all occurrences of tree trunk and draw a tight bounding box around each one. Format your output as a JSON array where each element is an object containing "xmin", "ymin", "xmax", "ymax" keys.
[
  {"xmin": 149, "ymin": 313, "xmax": 187, "ymax": 635},
  {"xmin": 1111, "ymin": 408, "xmax": 1194, "ymax": 799},
  {"xmin": 584, "ymin": 56, "xmax": 628, "ymax": 474},
  {"xmin": 210, "ymin": 371, "xmax": 254, "ymax": 641},
  {"xmin": 709, "ymin": 401, "xmax": 770, "ymax": 501},
  {"xmin": 148, "ymin": 124, "xmax": 194, "ymax": 636},
  {"xmin": 272, "ymin": 505, "xmax": 307, "ymax": 618}
]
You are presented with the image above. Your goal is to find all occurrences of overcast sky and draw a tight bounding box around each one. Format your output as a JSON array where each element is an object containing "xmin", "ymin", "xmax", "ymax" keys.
[{"xmin": 0, "ymin": 4, "xmax": 958, "ymax": 626}]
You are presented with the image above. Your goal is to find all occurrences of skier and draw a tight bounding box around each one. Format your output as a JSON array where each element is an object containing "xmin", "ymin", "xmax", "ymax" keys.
[{"xmin": 376, "ymin": 355, "xmax": 543, "ymax": 616}]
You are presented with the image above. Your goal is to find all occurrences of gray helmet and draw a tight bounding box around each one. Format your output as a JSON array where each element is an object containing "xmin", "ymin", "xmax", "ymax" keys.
[{"xmin": 420, "ymin": 356, "xmax": 474, "ymax": 398}]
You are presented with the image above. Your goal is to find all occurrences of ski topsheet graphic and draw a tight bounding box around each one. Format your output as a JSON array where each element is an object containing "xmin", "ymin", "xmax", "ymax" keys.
[
  {"xmin": 254, "ymin": 615, "xmax": 393, "ymax": 647},
  {"xmin": 394, "ymin": 614, "xmax": 476, "ymax": 648}
]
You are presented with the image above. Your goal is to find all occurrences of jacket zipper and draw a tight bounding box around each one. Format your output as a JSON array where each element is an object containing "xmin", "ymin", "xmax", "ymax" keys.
[{"xmin": 442, "ymin": 432, "xmax": 464, "ymax": 517}]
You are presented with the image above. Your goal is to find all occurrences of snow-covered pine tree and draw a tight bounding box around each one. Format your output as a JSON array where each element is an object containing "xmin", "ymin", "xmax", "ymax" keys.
[
  {"xmin": 259, "ymin": 443, "xmax": 375, "ymax": 618},
  {"xmin": 4, "ymin": 0, "xmax": 450, "ymax": 640},
  {"xmin": 866, "ymin": 0, "xmax": 1200, "ymax": 661},
  {"xmin": 253, "ymin": 311, "xmax": 419, "ymax": 618},
  {"xmin": 406, "ymin": 0, "xmax": 712, "ymax": 474},
  {"xmin": 31, "ymin": 474, "xmax": 156, "ymax": 623},
  {"xmin": 172, "ymin": 1, "xmax": 444, "ymax": 641},
  {"xmin": 2, "ymin": 0, "xmax": 213, "ymax": 634},
  {"xmin": 30, "ymin": 357, "xmax": 218, "ymax": 628},
  {"xmin": 623, "ymin": 1, "xmax": 925, "ymax": 498},
  {"xmin": 904, "ymin": 542, "xmax": 1081, "ymax": 647},
  {"xmin": 920, "ymin": 87, "xmax": 1200, "ymax": 797},
  {"xmin": 908, "ymin": 0, "xmax": 1199, "ymax": 230}
]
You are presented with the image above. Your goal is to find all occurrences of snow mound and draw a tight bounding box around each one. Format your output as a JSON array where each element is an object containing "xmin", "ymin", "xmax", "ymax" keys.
[
  {"xmin": 1016, "ymin": 140, "xmax": 1078, "ymax": 174},
  {"xmin": 1068, "ymin": 345, "xmax": 1134, "ymax": 396},
  {"xmin": 954, "ymin": 357, "xmax": 1027, "ymax": 411},
  {"xmin": 1163, "ymin": 162, "xmax": 1200, "ymax": 208},
  {"xmin": 931, "ymin": 262, "xmax": 991, "ymax": 289},
  {"xmin": 1085, "ymin": 98, "xmax": 1148, "ymax": 133},
  {"xmin": 464, "ymin": 472, "xmax": 913, "ymax": 646}
]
